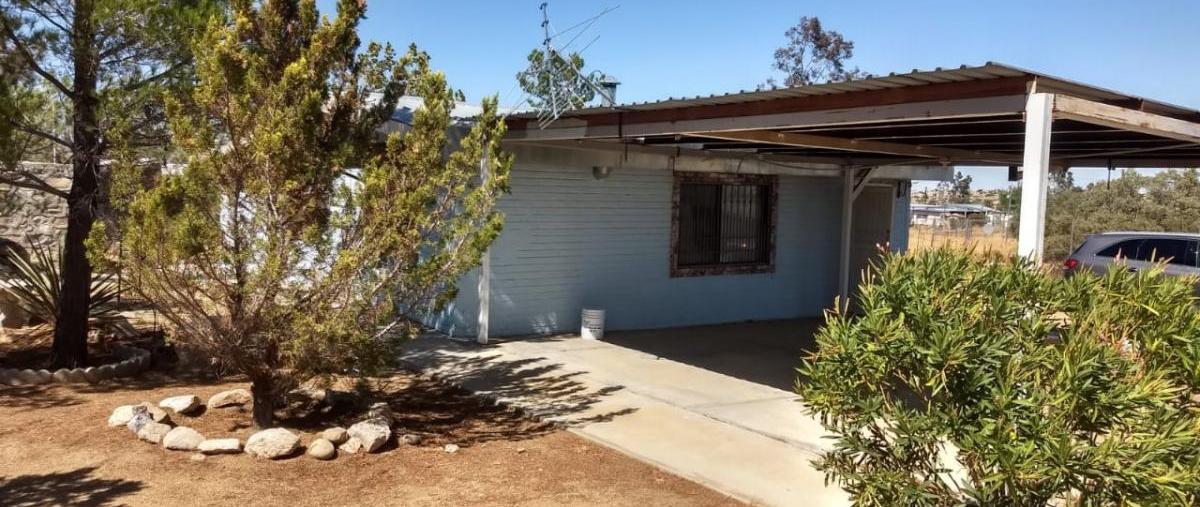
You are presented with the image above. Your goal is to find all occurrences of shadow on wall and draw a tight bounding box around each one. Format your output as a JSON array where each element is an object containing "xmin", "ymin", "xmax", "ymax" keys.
[
  {"xmin": 0, "ymin": 467, "xmax": 144, "ymax": 507},
  {"xmin": 399, "ymin": 336, "xmax": 635, "ymax": 427}
]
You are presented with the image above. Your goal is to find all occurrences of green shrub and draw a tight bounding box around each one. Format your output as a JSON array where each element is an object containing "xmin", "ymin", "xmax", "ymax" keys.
[{"xmin": 799, "ymin": 248, "xmax": 1200, "ymax": 506}]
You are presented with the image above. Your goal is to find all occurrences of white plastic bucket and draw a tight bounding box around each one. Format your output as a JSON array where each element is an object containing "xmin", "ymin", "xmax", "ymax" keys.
[{"xmin": 581, "ymin": 308, "xmax": 606, "ymax": 340}]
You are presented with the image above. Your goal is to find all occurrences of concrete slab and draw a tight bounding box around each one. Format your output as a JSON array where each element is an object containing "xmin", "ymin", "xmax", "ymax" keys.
[
  {"xmin": 401, "ymin": 326, "xmax": 849, "ymax": 507},
  {"xmin": 602, "ymin": 319, "xmax": 823, "ymax": 391}
]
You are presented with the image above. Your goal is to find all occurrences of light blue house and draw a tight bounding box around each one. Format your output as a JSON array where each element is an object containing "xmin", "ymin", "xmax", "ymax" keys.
[
  {"xmin": 434, "ymin": 141, "xmax": 938, "ymax": 340},
  {"xmin": 431, "ymin": 62, "xmax": 1200, "ymax": 341}
]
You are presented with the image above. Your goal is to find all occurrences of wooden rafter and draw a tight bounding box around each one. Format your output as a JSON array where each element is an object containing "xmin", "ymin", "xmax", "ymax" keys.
[
  {"xmin": 691, "ymin": 130, "xmax": 1021, "ymax": 165},
  {"xmin": 1053, "ymin": 95, "xmax": 1200, "ymax": 145}
]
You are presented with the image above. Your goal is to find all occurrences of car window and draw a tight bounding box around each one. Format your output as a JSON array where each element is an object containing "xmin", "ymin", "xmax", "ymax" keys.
[
  {"xmin": 1097, "ymin": 239, "xmax": 1142, "ymax": 259},
  {"xmin": 1185, "ymin": 240, "xmax": 1200, "ymax": 268},
  {"xmin": 1138, "ymin": 239, "xmax": 1194, "ymax": 266},
  {"xmin": 1097, "ymin": 238, "xmax": 1200, "ymax": 268}
]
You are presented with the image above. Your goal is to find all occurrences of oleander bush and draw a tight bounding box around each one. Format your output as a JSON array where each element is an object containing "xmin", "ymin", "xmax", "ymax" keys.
[{"xmin": 799, "ymin": 248, "xmax": 1200, "ymax": 506}]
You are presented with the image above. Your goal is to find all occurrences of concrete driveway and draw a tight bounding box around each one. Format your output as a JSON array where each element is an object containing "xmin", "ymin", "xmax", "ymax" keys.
[
  {"xmin": 401, "ymin": 319, "xmax": 847, "ymax": 506},
  {"xmin": 602, "ymin": 319, "xmax": 823, "ymax": 392}
]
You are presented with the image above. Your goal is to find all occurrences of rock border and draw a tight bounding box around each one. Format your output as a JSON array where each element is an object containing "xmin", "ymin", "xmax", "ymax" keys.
[
  {"xmin": 0, "ymin": 344, "xmax": 151, "ymax": 386},
  {"xmin": 107, "ymin": 386, "xmax": 441, "ymax": 462}
]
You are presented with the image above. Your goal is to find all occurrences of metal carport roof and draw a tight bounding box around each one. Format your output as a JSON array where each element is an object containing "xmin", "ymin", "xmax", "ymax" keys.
[{"xmin": 505, "ymin": 63, "xmax": 1200, "ymax": 169}]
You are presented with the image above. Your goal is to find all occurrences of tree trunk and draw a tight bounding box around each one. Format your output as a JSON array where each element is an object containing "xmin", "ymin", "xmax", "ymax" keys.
[
  {"xmin": 250, "ymin": 378, "xmax": 277, "ymax": 429},
  {"xmin": 51, "ymin": 0, "xmax": 99, "ymax": 369}
]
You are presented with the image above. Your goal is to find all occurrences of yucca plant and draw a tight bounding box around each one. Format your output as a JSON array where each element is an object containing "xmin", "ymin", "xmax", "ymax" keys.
[
  {"xmin": 800, "ymin": 248, "xmax": 1200, "ymax": 506},
  {"xmin": 0, "ymin": 241, "xmax": 120, "ymax": 327}
]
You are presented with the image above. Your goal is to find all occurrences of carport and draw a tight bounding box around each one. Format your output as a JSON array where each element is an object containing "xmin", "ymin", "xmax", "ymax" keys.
[{"xmin": 507, "ymin": 62, "xmax": 1200, "ymax": 305}]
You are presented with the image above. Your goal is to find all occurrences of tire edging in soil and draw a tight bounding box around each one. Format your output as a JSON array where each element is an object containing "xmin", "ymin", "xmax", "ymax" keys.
[{"xmin": 0, "ymin": 345, "xmax": 151, "ymax": 386}]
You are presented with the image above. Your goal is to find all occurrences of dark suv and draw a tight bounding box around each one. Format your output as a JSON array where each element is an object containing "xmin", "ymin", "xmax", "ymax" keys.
[{"xmin": 1063, "ymin": 232, "xmax": 1200, "ymax": 288}]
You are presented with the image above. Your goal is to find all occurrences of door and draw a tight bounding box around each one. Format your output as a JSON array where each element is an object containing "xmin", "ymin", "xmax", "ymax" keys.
[{"xmin": 849, "ymin": 185, "xmax": 894, "ymax": 297}]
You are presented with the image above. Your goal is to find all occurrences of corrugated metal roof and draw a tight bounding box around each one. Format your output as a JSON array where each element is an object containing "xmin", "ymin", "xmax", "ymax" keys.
[
  {"xmin": 912, "ymin": 203, "xmax": 1002, "ymax": 214},
  {"xmin": 508, "ymin": 62, "xmax": 1200, "ymax": 121}
]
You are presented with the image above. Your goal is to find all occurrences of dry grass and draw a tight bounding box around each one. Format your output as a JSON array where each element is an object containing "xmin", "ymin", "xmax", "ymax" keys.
[{"xmin": 908, "ymin": 225, "xmax": 1017, "ymax": 258}]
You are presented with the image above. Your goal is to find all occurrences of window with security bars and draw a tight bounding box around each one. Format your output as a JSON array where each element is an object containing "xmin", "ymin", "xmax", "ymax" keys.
[{"xmin": 671, "ymin": 172, "xmax": 777, "ymax": 276}]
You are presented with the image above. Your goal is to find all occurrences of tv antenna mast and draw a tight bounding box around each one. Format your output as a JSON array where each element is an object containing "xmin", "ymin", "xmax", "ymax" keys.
[{"xmin": 517, "ymin": 2, "xmax": 618, "ymax": 128}]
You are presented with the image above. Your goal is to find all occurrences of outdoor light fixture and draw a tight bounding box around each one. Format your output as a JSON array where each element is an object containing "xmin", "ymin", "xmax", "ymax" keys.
[{"xmin": 592, "ymin": 165, "xmax": 613, "ymax": 179}]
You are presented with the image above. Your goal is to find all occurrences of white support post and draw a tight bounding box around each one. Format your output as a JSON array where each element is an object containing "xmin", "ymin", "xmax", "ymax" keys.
[
  {"xmin": 476, "ymin": 250, "xmax": 490, "ymax": 344},
  {"xmin": 476, "ymin": 149, "xmax": 492, "ymax": 345},
  {"xmin": 1017, "ymin": 93, "xmax": 1054, "ymax": 263},
  {"xmin": 838, "ymin": 167, "xmax": 854, "ymax": 310}
]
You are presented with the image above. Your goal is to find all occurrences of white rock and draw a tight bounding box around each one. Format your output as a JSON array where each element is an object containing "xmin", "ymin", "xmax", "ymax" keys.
[
  {"xmin": 162, "ymin": 426, "xmax": 205, "ymax": 451},
  {"xmin": 245, "ymin": 428, "xmax": 300, "ymax": 459},
  {"xmin": 347, "ymin": 418, "xmax": 391, "ymax": 453},
  {"xmin": 207, "ymin": 389, "xmax": 251, "ymax": 409},
  {"xmin": 108, "ymin": 405, "xmax": 138, "ymax": 427},
  {"xmin": 126, "ymin": 407, "xmax": 154, "ymax": 434},
  {"xmin": 307, "ymin": 438, "xmax": 336, "ymax": 460},
  {"xmin": 159, "ymin": 395, "xmax": 202, "ymax": 415},
  {"xmin": 443, "ymin": 443, "xmax": 460, "ymax": 453},
  {"xmin": 320, "ymin": 427, "xmax": 349, "ymax": 445},
  {"xmin": 137, "ymin": 422, "xmax": 172, "ymax": 444},
  {"xmin": 338, "ymin": 437, "xmax": 363, "ymax": 454},
  {"xmin": 125, "ymin": 404, "xmax": 171, "ymax": 433},
  {"xmin": 198, "ymin": 438, "xmax": 242, "ymax": 455}
]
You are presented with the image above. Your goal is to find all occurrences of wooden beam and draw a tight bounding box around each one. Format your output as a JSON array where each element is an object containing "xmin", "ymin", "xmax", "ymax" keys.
[
  {"xmin": 851, "ymin": 167, "xmax": 877, "ymax": 200},
  {"xmin": 1051, "ymin": 157, "xmax": 1200, "ymax": 168},
  {"xmin": 509, "ymin": 75, "xmax": 1030, "ymax": 130},
  {"xmin": 506, "ymin": 95, "xmax": 1028, "ymax": 142},
  {"xmin": 1053, "ymin": 94, "xmax": 1200, "ymax": 144},
  {"xmin": 692, "ymin": 129, "xmax": 1020, "ymax": 164}
]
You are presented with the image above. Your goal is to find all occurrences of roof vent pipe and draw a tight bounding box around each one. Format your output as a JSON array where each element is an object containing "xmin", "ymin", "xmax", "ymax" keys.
[{"xmin": 598, "ymin": 74, "xmax": 620, "ymax": 107}]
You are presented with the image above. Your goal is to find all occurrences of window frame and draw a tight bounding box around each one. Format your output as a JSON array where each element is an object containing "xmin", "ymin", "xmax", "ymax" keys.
[{"xmin": 669, "ymin": 171, "xmax": 779, "ymax": 277}]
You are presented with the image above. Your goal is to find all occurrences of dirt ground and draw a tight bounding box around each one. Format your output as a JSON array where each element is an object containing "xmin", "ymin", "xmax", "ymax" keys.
[{"xmin": 0, "ymin": 372, "xmax": 740, "ymax": 506}]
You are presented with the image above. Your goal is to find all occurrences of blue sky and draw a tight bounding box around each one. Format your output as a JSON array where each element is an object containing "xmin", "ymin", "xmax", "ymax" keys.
[{"xmin": 320, "ymin": 0, "xmax": 1200, "ymax": 189}]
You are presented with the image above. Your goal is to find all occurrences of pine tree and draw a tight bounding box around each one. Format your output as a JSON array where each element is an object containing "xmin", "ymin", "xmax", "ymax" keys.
[
  {"xmin": 0, "ymin": 0, "xmax": 217, "ymax": 367},
  {"xmin": 118, "ymin": 0, "xmax": 511, "ymax": 428}
]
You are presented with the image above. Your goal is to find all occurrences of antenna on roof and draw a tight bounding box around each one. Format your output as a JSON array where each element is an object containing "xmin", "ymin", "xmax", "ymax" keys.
[{"xmin": 516, "ymin": 3, "xmax": 618, "ymax": 128}]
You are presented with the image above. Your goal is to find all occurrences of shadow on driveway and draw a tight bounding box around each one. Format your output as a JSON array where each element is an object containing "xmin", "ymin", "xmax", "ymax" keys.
[
  {"xmin": 400, "ymin": 336, "xmax": 637, "ymax": 427},
  {"xmin": 601, "ymin": 318, "xmax": 823, "ymax": 392}
]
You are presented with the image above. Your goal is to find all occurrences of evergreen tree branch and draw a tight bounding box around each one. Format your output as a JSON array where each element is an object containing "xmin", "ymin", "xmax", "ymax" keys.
[
  {"xmin": 2, "ymin": 116, "xmax": 71, "ymax": 148},
  {"xmin": 0, "ymin": 15, "xmax": 74, "ymax": 98},
  {"xmin": 121, "ymin": 59, "xmax": 189, "ymax": 92}
]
